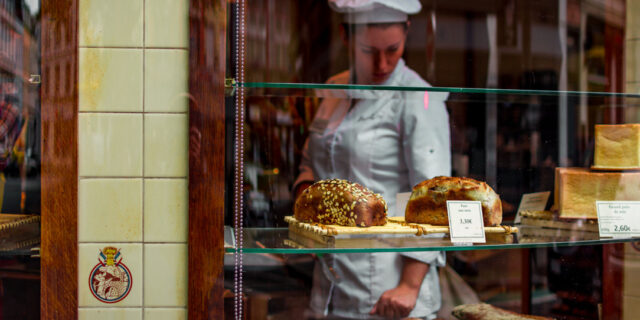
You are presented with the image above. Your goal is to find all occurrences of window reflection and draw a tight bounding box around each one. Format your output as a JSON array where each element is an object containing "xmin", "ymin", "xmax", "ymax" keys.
[{"xmin": 0, "ymin": 0, "xmax": 41, "ymax": 214}]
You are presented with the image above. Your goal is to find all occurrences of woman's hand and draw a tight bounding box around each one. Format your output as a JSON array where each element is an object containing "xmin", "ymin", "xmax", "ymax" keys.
[
  {"xmin": 370, "ymin": 257, "xmax": 430, "ymax": 318},
  {"xmin": 369, "ymin": 284, "xmax": 420, "ymax": 318}
]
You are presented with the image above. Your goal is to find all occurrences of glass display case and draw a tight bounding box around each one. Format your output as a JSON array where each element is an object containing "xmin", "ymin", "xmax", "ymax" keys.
[{"xmin": 223, "ymin": 0, "xmax": 640, "ymax": 319}]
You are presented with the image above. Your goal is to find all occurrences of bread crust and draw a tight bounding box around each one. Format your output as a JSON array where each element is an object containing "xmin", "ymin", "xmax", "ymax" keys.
[
  {"xmin": 405, "ymin": 176, "xmax": 502, "ymax": 226},
  {"xmin": 554, "ymin": 167, "xmax": 640, "ymax": 219},
  {"xmin": 293, "ymin": 179, "xmax": 387, "ymax": 227},
  {"xmin": 594, "ymin": 124, "xmax": 640, "ymax": 169}
]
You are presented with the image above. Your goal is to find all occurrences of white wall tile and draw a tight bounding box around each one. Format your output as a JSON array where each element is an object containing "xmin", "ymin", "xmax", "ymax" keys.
[
  {"xmin": 144, "ymin": 114, "xmax": 188, "ymax": 177},
  {"xmin": 79, "ymin": 179, "xmax": 143, "ymax": 242},
  {"xmin": 79, "ymin": 244, "xmax": 143, "ymax": 307},
  {"xmin": 144, "ymin": 50, "xmax": 188, "ymax": 112},
  {"xmin": 79, "ymin": 48, "xmax": 143, "ymax": 112},
  {"xmin": 144, "ymin": 179, "xmax": 188, "ymax": 242},
  {"xmin": 79, "ymin": 113, "xmax": 143, "ymax": 177},
  {"xmin": 79, "ymin": 0, "xmax": 143, "ymax": 47},
  {"xmin": 79, "ymin": 308, "xmax": 142, "ymax": 320},
  {"xmin": 145, "ymin": 0, "xmax": 189, "ymax": 48},
  {"xmin": 144, "ymin": 308, "xmax": 187, "ymax": 320},
  {"xmin": 144, "ymin": 244, "xmax": 188, "ymax": 307}
]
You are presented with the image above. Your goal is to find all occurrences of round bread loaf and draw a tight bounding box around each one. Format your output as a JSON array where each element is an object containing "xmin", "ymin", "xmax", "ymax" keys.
[
  {"xmin": 294, "ymin": 179, "xmax": 387, "ymax": 227},
  {"xmin": 405, "ymin": 176, "xmax": 502, "ymax": 226}
]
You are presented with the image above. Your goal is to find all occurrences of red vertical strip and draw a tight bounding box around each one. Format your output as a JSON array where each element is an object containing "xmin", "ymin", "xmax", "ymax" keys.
[
  {"xmin": 188, "ymin": 0, "xmax": 227, "ymax": 318},
  {"xmin": 41, "ymin": 0, "xmax": 79, "ymax": 318}
]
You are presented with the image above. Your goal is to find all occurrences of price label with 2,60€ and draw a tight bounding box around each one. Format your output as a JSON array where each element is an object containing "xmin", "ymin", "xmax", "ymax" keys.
[{"xmin": 596, "ymin": 201, "xmax": 640, "ymax": 238}]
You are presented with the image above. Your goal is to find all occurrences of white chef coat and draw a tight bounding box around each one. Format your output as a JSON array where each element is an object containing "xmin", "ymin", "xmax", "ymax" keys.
[{"xmin": 294, "ymin": 59, "xmax": 451, "ymax": 319}]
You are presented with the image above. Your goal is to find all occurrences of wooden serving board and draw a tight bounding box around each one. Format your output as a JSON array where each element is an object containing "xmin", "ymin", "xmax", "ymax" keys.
[
  {"xmin": 285, "ymin": 216, "xmax": 517, "ymax": 245},
  {"xmin": 387, "ymin": 217, "xmax": 518, "ymax": 235},
  {"xmin": 519, "ymin": 210, "xmax": 599, "ymax": 232}
]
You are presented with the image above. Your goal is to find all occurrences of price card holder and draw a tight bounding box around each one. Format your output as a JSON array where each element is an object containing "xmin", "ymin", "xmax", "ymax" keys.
[
  {"xmin": 514, "ymin": 191, "xmax": 550, "ymax": 224},
  {"xmin": 447, "ymin": 201, "xmax": 486, "ymax": 243},
  {"xmin": 596, "ymin": 201, "xmax": 640, "ymax": 238}
]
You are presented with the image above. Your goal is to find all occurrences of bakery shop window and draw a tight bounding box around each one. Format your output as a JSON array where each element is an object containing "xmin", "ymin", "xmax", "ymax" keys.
[
  {"xmin": 226, "ymin": 0, "xmax": 638, "ymax": 228},
  {"xmin": 224, "ymin": 0, "xmax": 640, "ymax": 319},
  {"xmin": 0, "ymin": 1, "xmax": 42, "ymax": 319}
]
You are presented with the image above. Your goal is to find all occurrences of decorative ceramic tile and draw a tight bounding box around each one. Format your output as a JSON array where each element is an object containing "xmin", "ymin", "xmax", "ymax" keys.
[
  {"xmin": 79, "ymin": 308, "xmax": 142, "ymax": 320},
  {"xmin": 145, "ymin": 0, "xmax": 189, "ymax": 48},
  {"xmin": 144, "ymin": 114, "xmax": 188, "ymax": 177},
  {"xmin": 79, "ymin": 0, "xmax": 143, "ymax": 47},
  {"xmin": 627, "ymin": 40, "xmax": 640, "ymax": 83},
  {"xmin": 144, "ymin": 244, "xmax": 188, "ymax": 307},
  {"xmin": 144, "ymin": 308, "xmax": 187, "ymax": 320},
  {"xmin": 78, "ymin": 179, "xmax": 143, "ymax": 242},
  {"xmin": 144, "ymin": 50, "xmax": 188, "ymax": 112},
  {"xmin": 79, "ymin": 243, "xmax": 143, "ymax": 307},
  {"xmin": 144, "ymin": 179, "xmax": 188, "ymax": 242},
  {"xmin": 79, "ymin": 48, "xmax": 143, "ymax": 112},
  {"xmin": 79, "ymin": 113, "xmax": 143, "ymax": 177}
]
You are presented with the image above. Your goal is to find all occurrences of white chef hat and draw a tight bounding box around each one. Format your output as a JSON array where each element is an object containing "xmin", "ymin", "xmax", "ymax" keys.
[{"xmin": 328, "ymin": 0, "xmax": 422, "ymax": 24}]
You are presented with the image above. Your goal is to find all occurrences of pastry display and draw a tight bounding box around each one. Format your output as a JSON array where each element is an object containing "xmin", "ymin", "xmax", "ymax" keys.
[
  {"xmin": 452, "ymin": 303, "xmax": 553, "ymax": 320},
  {"xmin": 293, "ymin": 179, "xmax": 387, "ymax": 227},
  {"xmin": 405, "ymin": 176, "xmax": 502, "ymax": 226},
  {"xmin": 554, "ymin": 167, "xmax": 640, "ymax": 219},
  {"xmin": 594, "ymin": 124, "xmax": 640, "ymax": 169}
]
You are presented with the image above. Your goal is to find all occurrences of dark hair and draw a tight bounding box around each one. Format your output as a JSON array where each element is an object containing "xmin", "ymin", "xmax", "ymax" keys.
[{"xmin": 341, "ymin": 21, "xmax": 409, "ymax": 39}]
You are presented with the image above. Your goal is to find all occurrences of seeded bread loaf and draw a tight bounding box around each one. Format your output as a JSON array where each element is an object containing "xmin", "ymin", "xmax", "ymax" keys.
[
  {"xmin": 452, "ymin": 303, "xmax": 553, "ymax": 320},
  {"xmin": 293, "ymin": 179, "xmax": 387, "ymax": 227},
  {"xmin": 405, "ymin": 176, "xmax": 502, "ymax": 226}
]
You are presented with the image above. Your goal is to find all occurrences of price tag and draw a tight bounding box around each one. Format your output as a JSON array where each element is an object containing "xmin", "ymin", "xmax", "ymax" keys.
[
  {"xmin": 596, "ymin": 201, "xmax": 640, "ymax": 238},
  {"xmin": 447, "ymin": 201, "xmax": 486, "ymax": 243},
  {"xmin": 514, "ymin": 191, "xmax": 551, "ymax": 224}
]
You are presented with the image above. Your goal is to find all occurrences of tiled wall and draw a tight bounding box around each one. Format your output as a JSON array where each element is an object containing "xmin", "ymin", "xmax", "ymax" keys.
[{"xmin": 77, "ymin": 0, "xmax": 189, "ymax": 319}]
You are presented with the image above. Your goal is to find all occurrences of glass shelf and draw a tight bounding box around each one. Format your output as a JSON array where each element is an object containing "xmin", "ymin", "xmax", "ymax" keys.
[
  {"xmin": 225, "ymin": 227, "xmax": 638, "ymax": 254},
  {"xmin": 231, "ymin": 82, "xmax": 640, "ymax": 99}
]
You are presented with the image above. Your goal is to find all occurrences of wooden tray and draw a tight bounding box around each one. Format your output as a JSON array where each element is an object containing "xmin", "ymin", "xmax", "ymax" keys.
[
  {"xmin": 519, "ymin": 210, "xmax": 599, "ymax": 233},
  {"xmin": 285, "ymin": 216, "xmax": 517, "ymax": 245},
  {"xmin": 387, "ymin": 217, "xmax": 518, "ymax": 235}
]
